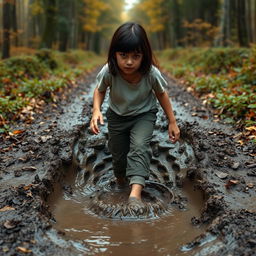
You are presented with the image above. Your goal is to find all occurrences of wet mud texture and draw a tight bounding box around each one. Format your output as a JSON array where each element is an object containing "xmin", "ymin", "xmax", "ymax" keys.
[
  {"xmin": 71, "ymin": 110, "xmax": 196, "ymax": 220},
  {"xmin": 0, "ymin": 68, "xmax": 255, "ymax": 255}
]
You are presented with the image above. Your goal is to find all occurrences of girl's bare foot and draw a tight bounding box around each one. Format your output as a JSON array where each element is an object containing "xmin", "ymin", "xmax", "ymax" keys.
[{"xmin": 129, "ymin": 184, "xmax": 143, "ymax": 200}]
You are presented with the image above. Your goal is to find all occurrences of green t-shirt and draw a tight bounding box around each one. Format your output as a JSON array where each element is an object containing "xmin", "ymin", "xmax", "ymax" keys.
[{"xmin": 96, "ymin": 64, "xmax": 167, "ymax": 116}]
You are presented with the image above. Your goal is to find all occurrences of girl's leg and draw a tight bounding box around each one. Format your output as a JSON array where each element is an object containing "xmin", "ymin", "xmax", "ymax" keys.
[
  {"xmin": 126, "ymin": 111, "xmax": 156, "ymax": 200},
  {"xmin": 107, "ymin": 110, "xmax": 130, "ymax": 183},
  {"xmin": 108, "ymin": 130, "xmax": 129, "ymax": 182}
]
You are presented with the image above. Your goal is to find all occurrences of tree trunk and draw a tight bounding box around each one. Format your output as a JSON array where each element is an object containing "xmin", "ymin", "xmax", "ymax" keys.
[
  {"xmin": 12, "ymin": 0, "xmax": 18, "ymax": 47},
  {"xmin": 92, "ymin": 32, "xmax": 101, "ymax": 54},
  {"xmin": 40, "ymin": 0, "xmax": 57, "ymax": 49},
  {"xmin": 215, "ymin": 0, "xmax": 231, "ymax": 46},
  {"xmin": 173, "ymin": 0, "xmax": 182, "ymax": 47},
  {"xmin": 246, "ymin": 0, "xmax": 253, "ymax": 44},
  {"xmin": 57, "ymin": 0, "xmax": 70, "ymax": 52},
  {"xmin": 252, "ymin": 0, "xmax": 256, "ymax": 43},
  {"xmin": 237, "ymin": 0, "xmax": 249, "ymax": 47},
  {"xmin": 2, "ymin": 0, "xmax": 12, "ymax": 59},
  {"xmin": 70, "ymin": 0, "xmax": 78, "ymax": 49}
]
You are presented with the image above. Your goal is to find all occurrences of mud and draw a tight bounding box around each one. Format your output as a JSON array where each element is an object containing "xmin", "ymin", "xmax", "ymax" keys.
[{"xmin": 0, "ymin": 68, "xmax": 255, "ymax": 255}]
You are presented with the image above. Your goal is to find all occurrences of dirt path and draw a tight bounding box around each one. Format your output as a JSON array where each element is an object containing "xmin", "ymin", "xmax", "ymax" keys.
[{"xmin": 0, "ymin": 68, "xmax": 255, "ymax": 255}]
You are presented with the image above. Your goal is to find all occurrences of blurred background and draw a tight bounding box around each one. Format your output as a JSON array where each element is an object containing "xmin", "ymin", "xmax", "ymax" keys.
[{"xmin": 1, "ymin": 0, "xmax": 256, "ymax": 57}]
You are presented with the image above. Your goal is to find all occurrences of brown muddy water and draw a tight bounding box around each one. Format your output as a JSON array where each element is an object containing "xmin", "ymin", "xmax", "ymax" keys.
[
  {"xmin": 48, "ymin": 148, "xmax": 216, "ymax": 256},
  {"xmin": 48, "ymin": 165, "xmax": 210, "ymax": 256}
]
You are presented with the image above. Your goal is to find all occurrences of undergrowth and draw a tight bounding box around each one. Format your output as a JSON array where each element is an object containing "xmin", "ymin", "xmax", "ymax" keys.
[
  {"xmin": 158, "ymin": 47, "xmax": 256, "ymax": 143},
  {"xmin": 0, "ymin": 49, "xmax": 103, "ymax": 132}
]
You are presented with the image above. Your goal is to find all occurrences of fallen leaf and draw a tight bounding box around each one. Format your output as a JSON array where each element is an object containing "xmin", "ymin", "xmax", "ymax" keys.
[
  {"xmin": 22, "ymin": 166, "xmax": 37, "ymax": 172},
  {"xmin": 4, "ymin": 220, "xmax": 17, "ymax": 229},
  {"xmin": 229, "ymin": 179, "xmax": 239, "ymax": 184},
  {"xmin": 212, "ymin": 195, "xmax": 223, "ymax": 200},
  {"xmin": 233, "ymin": 132, "xmax": 243, "ymax": 139},
  {"xmin": 215, "ymin": 171, "xmax": 228, "ymax": 179},
  {"xmin": 201, "ymin": 115, "xmax": 209, "ymax": 120},
  {"xmin": 247, "ymin": 163, "xmax": 256, "ymax": 168},
  {"xmin": 23, "ymin": 184, "xmax": 33, "ymax": 190},
  {"xmin": 2, "ymin": 247, "xmax": 9, "ymax": 252},
  {"xmin": 0, "ymin": 206, "xmax": 15, "ymax": 212},
  {"xmin": 17, "ymin": 247, "xmax": 32, "ymax": 253},
  {"xmin": 247, "ymin": 183, "xmax": 254, "ymax": 188},
  {"xmin": 225, "ymin": 179, "xmax": 239, "ymax": 189},
  {"xmin": 12, "ymin": 130, "xmax": 24, "ymax": 135},
  {"xmin": 237, "ymin": 140, "xmax": 244, "ymax": 145},
  {"xmin": 186, "ymin": 87, "xmax": 194, "ymax": 93},
  {"xmin": 26, "ymin": 191, "xmax": 33, "ymax": 198},
  {"xmin": 245, "ymin": 126, "xmax": 256, "ymax": 132},
  {"xmin": 40, "ymin": 135, "xmax": 52, "ymax": 143}
]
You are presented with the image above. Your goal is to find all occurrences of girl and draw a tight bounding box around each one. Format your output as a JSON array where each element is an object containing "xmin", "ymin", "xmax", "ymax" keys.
[{"xmin": 90, "ymin": 22, "xmax": 180, "ymax": 210}]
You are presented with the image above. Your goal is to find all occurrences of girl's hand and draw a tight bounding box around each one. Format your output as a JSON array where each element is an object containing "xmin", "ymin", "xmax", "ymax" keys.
[
  {"xmin": 168, "ymin": 122, "xmax": 180, "ymax": 143},
  {"xmin": 90, "ymin": 110, "xmax": 104, "ymax": 134}
]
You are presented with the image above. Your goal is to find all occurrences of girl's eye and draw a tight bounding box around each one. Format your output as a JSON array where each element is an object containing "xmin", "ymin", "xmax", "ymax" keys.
[
  {"xmin": 119, "ymin": 53, "xmax": 127, "ymax": 57},
  {"xmin": 134, "ymin": 54, "xmax": 141, "ymax": 59}
]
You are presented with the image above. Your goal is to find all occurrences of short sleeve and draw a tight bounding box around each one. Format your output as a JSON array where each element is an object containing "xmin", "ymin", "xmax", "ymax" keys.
[
  {"xmin": 96, "ymin": 64, "xmax": 111, "ymax": 92},
  {"xmin": 150, "ymin": 66, "xmax": 167, "ymax": 93}
]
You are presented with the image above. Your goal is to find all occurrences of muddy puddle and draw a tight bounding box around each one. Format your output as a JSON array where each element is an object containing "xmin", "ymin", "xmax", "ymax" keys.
[
  {"xmin": 48, "ymin": 164, "xmax": 210, "ymax": 255},
  {"xmin": 46, "ymin": 85, "xmax": 219, "ymax": 255}
]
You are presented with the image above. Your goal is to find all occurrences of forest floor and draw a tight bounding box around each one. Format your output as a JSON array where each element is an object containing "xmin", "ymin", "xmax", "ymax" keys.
[{"xmin": 0, "ymin": 68, "xmax": 255, "ymax": 256}]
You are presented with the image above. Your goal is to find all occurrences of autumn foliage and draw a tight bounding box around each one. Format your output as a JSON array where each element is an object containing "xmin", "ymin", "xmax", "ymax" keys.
[{"xmin": 159, "ymin": 47, "xmax": 256, "ymax": 143}]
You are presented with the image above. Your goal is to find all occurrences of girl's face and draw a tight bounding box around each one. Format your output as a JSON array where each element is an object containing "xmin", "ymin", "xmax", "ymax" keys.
[{"xmin": 115, "ymin": 51, "xmax": 143, "ymax": 76}]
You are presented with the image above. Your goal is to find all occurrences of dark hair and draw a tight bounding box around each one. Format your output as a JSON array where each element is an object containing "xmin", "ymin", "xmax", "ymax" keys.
[{"xmin": 107, "ymin": 22, "xmax": 157, "ymax": 75}]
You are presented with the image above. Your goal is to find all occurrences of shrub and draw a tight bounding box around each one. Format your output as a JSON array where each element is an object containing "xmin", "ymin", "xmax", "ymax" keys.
[
  {"xmin": 35, "ymin": 48, "xmax": 59, "ymax": 70},
  {"xmin": 158, "ymin": 46, "xmax": 256, "ymax": 131},
  {"xmin": 3, "ymin": 56, "xmax": 48, "ymax": 79},
  {"xmin": 198, "ymin": 48, "xmax": 250, "ymax": 74}
]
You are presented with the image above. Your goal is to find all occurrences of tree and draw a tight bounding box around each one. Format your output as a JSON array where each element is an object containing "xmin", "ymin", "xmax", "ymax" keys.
[
  {"xmin": 57, "ymin": 0, "xmax": 71, "ymax": 51},
  {"xmin": 236, "ymin": 0, "xmax": 249, "ymax": 47},
  {"xmin": 28, "ymin": 0, "xmax": 44, "ymax": 48},
  {"xmin": 81, "ymin": 0, "xmax": 124, "ymax": 53},
  {"xmin": 11, "ymin": 0, "xmax": 18, "ymax": 46},
  {"xmin": 40, "ymin": 0, "xmax": 57, "ymax": 48},
  {"xmin": 2, "ymin": 0, "xmax": 12, "ymax": 58},
  {"xmin": 215, "ymin": 0, "xmax": 231, "ymax": 46}
]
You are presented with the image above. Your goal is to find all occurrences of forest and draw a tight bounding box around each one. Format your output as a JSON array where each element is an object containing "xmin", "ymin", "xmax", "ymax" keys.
[{"xmin": 1, "ymin": 0, "xmax": 256, "ymax": 55}]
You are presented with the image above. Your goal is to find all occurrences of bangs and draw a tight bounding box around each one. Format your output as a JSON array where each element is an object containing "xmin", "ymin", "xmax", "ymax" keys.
[
  {"xmin": 108, "ymin": 22, "xmax": 155, "ymax": 75},
  {"xmin": 115, "ymin": 33, "xmax": 142, "ymax": 53}
]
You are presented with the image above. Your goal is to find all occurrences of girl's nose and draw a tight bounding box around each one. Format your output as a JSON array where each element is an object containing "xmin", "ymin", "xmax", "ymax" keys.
[{"xmin": 127, "ymin": 57, "xmax": 133, "ymax": 65}]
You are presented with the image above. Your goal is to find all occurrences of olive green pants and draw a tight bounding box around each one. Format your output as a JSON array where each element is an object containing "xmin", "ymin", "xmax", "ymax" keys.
[{"xmin": 106, "ymin": 108, "xmax": 157, "ymax": 187}]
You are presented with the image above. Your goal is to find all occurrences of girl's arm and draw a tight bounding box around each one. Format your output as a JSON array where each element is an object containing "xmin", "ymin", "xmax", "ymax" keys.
[
  {"xmin": 155, "ymin": 91, "xmax": 180, "ymax": 143},
  {"xmin": 90, "ymin": 86, "xmax": 106, "ymax": 134}
]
